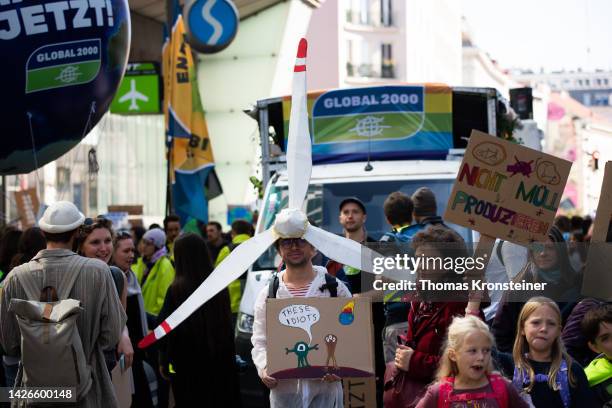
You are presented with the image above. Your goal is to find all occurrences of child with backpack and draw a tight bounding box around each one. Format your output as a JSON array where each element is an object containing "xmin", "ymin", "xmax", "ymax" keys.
[
  {"xmin": 416, "ymin": 315, "xmax": 528, "ymax": 407},
  {"xmin": 500, "ymin": 297, "xmax": 598, "ymax": 407},
  {"xmin": 581, "ymin": 303, "xmax": 612, "ymax": 406}
]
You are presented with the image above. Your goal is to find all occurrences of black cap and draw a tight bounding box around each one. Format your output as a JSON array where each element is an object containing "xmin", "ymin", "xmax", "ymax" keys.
[{"xmin": 339, "ymin": 197, "xmax": 366, "ymax": 214}]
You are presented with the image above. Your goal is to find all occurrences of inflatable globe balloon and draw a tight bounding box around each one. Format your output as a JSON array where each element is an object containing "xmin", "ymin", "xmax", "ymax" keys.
[{"xmin": 0, "ymin": 0, "xmax": 131, "ymax": 174}]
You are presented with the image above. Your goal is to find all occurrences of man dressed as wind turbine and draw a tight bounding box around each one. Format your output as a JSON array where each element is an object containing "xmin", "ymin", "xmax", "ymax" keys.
[{"xmin": 139, "ymin": 37, "xmax": 378, "ymax": 404}]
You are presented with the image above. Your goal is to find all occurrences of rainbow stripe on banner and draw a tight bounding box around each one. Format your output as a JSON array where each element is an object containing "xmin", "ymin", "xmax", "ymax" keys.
[{"xmin": 282, "ymin": 84, "xmax": 452, "ymax": 164}]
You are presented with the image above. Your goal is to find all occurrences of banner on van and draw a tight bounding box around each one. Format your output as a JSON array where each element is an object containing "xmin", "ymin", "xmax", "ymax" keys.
[{"xmin": 282, "ymin": 84, "xmax": 452, "ymax": 164}]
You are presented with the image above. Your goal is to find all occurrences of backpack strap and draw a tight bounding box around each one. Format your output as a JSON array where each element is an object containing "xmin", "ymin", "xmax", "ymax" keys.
[
  {"xmin": 15, "ymin": 262, "xmax": 43, "ymax": 301},
  {"xmin": 558, "ymin": 359, "xmax": 571, "ymax": 408},
  {"xmin": 496, "ymin": 240, "xmax": 505, "ymax": 267},
  {"xmin": 437, "ymin": 377, "xmax": 454, "ymax": 408},
  {"xmin": 58, "ymin": 256, "xmax": 88, "ymax": 300},
  {"xmin": 15, "ymin": 255, "xmax": 85, "ymax": 301},
  {"xmin": 319, "ymin": 273, "xmax": 338, "ymax": 297},
  {"xmin": 438, "ymin": 375, "xmax": 508, "ymax": 408},
  {"xmin": 489, "ymin": 374, "xmax": 509, "ymax": 408},
  {"xmin": 268, "ymin": 273, "xmax": 279, "ymax": 299},
  {"xmin": 379, "ymin": 232, "xmax": 396, "ymax": 243}
]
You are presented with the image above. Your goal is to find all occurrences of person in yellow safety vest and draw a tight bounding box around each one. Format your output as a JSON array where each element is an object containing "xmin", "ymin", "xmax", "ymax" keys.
[
  {"xmin": 214, "ymin": 219, "xmax": 254, "ymax": 325},
  {"xmin": 163, "ymin": 214, "xmax": 181, "ymax": 262},
  {"xmin": 133, "ymin": 228, "xmax": 176, "ymax": 329}
]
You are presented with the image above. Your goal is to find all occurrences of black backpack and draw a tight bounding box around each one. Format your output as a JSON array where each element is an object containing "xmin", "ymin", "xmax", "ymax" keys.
[{"xmin": 268, "ymin": 273, "xmax": 338, "ymax": 298}]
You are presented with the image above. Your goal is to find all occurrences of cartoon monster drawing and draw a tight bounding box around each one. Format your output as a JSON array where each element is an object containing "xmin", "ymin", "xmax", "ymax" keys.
[
  {"xmin": 506, "ymin": 156, "xmax": 534, "ymax": 177},
  {"xmin": 286, "ymin": 341, "xmax": 319, "ymax": 368},
  {"xmin": 324, "ymin": 334, "xmax": 339, "ymax": 370}
]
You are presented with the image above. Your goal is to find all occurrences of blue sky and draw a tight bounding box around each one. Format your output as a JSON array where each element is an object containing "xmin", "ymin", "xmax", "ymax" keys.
[{"xmin": 462, "ymin": 0, "xmax": 612, "ymax": 72}]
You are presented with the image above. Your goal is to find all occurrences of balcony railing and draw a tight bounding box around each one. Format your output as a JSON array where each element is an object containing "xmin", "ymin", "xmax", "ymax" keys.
[
  {"xmin": 345, "ymin": 9, "xmax": 394, "ymax": 28},
  {"xmin": 347, "ymin": 62, "xmax": 395, "ymax": 79}
]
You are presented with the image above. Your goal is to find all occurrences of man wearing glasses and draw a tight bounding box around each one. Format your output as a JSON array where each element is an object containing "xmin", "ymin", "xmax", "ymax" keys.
[{"xmin": 251, "ymin": 237, "xmax": 351, "ymax": 407}]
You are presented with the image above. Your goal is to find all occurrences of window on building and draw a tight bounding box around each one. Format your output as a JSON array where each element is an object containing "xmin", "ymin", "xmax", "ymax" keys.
[
  {"xmin": 358, "ymin": 41, "xmax": 373, "ymax": 77},
  {"xmin": 381, "ymin": 43, "xmax": 394, "ymax": 78},
  {"xmin": 346, "ymin": 39, "xmax": 355, "ymax": 77},
  {"xmin": 89, "ymin": 178, "xmax": 98, "ymax": 213},
  {"xmin": 604, "ymin": 78, "xmax": 610, "ymax": 86},
  {"xmin": 56, "ymin": 167, "xmax": 71, "ymax": 193},
  {"xmin": 381, "ymin": 0, "xmax": 392, "ymax": 26},
  {"xmin": 359, "ymin": 0, "xmax": 369, "ymax": 24},
  {"xmin": 585, "ymin": 79, "xmax": 591, "ymax": 86},
  {"xmin": 578, "ymin": 79, "xmax": 583, "ymax": 86}
]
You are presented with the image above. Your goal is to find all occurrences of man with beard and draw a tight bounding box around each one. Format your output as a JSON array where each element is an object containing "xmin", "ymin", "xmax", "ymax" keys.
[
  {"xmin": 327, "ymin": 197, "xmax": 376, "ymax": 293},
  {"xmin": 251, "ymin": 237, "xmax": 351, "ymax": 407}
]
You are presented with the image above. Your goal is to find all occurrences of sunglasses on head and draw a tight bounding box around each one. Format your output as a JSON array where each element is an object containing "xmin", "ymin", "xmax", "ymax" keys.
[
  {"xmin": 279, "ymin": 238, "xmax": 308, "ymax": 248},
  {"xmin": 83, "ymin": 216, "xmax": 110, "ymax": 227}
]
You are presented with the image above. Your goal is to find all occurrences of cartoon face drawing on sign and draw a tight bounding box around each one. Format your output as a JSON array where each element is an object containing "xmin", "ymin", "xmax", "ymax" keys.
[
  {"xmin": 324, "ymin": 334, "xmax": 339, "ymax": 370},
  {"xmin": 473, "ymin": 141, "xmax": 507, "ymax": 166},
  {"xmin": 536, "ymin": 159, "xmax": 562, "ymax": 185},
  {"xmin": 285, "ymin": 341, "xmax": 319, "ymax": 368}
]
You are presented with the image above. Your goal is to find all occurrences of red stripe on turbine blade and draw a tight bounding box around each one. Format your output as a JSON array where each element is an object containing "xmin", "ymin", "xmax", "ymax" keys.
[
  {"xmin": 294, "ymin": 65, "xmax": 306, "ymax": 72},
  {"xmin": 297, "ymin": 38, "xmax": 307, "ymax": 58},
  {"xmin": 138, "ymin": 332, "xmax": 157, "ymax": 349},
  {"xmin": 160, "ymin": 321, "xmax": 171, "ymax": 333}
]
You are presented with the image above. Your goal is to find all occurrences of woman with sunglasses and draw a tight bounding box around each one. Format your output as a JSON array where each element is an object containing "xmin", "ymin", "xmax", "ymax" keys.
[
  {"xmin": 113, "ymin": 231, "xmax": 155, "ymax": 407},
  {"xmin": 492, "ymin": 225, "xmax": 582, "ymax": 353},
  {"xmin": 74, "ymin": 217, "xmax": 134, "ymax": 372}
]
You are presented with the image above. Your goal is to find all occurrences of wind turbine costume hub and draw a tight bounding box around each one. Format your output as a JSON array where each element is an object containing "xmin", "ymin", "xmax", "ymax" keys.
[{"xmin": 274, "ymin": 208, "xmax": 309, "ymax": 238}]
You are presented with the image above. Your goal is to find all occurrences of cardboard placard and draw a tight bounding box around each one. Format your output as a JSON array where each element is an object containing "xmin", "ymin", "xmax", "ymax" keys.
[
  {"xmin": 444, "ymin": 130, "xmax": 571, "ymax": 245},
  {"xmin": 342, "ymin": 376, "xmax": 377, "ymax": 408},
  {"xmin": 581, "ymin": 161, "xmax": 612, "ymax": 300},
  {"xmin": 14, "ymin": 188, "xmax": 39, "ymax": 228},
  {"xmin": 111, "ymin": 365, "xmax": 132, "ymax": 408},
  {"xmin": 266, "ymin": 297, "xmax": 374, "ymax": 379},
  {"xmin": 108, "ymin": 205, "xmax": 143, "ymax": 227}
]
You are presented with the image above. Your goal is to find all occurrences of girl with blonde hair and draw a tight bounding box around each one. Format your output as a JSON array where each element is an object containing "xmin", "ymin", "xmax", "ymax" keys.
[
  {"xmin": 501, "ymin": 297, "xmax": 597, "ymax": 407},
  {"xmin": 416, "ymin": 315, "xmax": 527, "ymax": 407}
]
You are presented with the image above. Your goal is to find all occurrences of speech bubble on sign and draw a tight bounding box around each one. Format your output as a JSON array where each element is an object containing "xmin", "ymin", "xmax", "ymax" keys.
[{"xmin": 278, "ymin": 304, "xmax": 321, "ymax": 343}]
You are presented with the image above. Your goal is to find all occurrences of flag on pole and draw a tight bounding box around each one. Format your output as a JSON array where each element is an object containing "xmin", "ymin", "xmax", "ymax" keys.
[{"xmin": 164, "ymin": 14, "xmax": 222, "ymax": 223}]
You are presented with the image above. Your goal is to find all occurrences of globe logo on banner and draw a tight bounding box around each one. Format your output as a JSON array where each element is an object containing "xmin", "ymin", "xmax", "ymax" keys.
[
  {"xmin": 311, "ymin": 86, "xmax": 425, "ymax": 144},
  {"xmin": 0, "ymin": 0, "xmax": 130, "ymax": 175},
  {"xmin": 184, "ymin": 0, "xmax": 239, "ymax": 54}
]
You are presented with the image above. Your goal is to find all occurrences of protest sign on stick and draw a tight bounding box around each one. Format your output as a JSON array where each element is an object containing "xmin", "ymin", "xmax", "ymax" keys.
[
  {"xmin": 444, "ymin": 130, "xmax": 572, "ymax": 305},
  {"xmin": 581, "ymin": 161, "xmax": 612, "ymax": 300}
]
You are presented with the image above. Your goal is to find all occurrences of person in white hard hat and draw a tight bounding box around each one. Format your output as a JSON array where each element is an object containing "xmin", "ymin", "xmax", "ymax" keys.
[{"xmin": 0, "ymin": 201, "xmax": 126, "ymax": 407}]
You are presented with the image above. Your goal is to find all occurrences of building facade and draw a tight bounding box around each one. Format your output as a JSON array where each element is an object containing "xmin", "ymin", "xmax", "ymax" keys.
[{"xmin": 514, "ymin": 69, "xmax": 612, "ymax": 107}]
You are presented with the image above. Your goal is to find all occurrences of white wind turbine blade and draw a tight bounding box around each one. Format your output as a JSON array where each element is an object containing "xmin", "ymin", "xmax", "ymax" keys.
[
  {"xmin": 139, "ymin": 228, "xmax": 278, "ymax": 348},
  {"xmin": 287, "ymin": 38, "xmax": 312, "ymax": 210},
  {"xmin": 303, "ymin": 224, "xmax": 378, "ymax": 274}
]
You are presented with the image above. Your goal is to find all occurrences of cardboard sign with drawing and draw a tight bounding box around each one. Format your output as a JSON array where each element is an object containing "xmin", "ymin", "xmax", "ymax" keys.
[
  {"xmin": 266, "ymin": 297, "xmax": 375, "ymax": 379},
  {"xmin": 445, "ymin": 130, "xmax": 572, "ymax": 245}
]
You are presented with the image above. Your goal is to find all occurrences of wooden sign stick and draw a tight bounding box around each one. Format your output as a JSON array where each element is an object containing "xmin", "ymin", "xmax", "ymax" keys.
[{"xmin": 466, "ymin": 234, "xmax": 496, "ymax": 313}]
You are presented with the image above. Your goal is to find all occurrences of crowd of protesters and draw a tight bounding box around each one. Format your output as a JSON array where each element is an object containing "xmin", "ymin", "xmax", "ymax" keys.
[
  {"xmin": 0, "ymin": 204, "xmax": 244, "ymax": 408},
  {"xmin": 0, "ymin": 194, "xmax": 610, "ymax": 408}
]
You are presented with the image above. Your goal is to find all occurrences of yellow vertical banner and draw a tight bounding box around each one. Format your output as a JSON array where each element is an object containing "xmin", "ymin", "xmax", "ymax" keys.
[{"xmin": 165, "ymin": 15, "xmax": 221, "ymax": 222}]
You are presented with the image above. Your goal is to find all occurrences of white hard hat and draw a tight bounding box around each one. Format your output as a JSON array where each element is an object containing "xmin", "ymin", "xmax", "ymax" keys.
[{"xmin": 38, "ymin": 201, "xmax": 85, "ymax": 233}]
